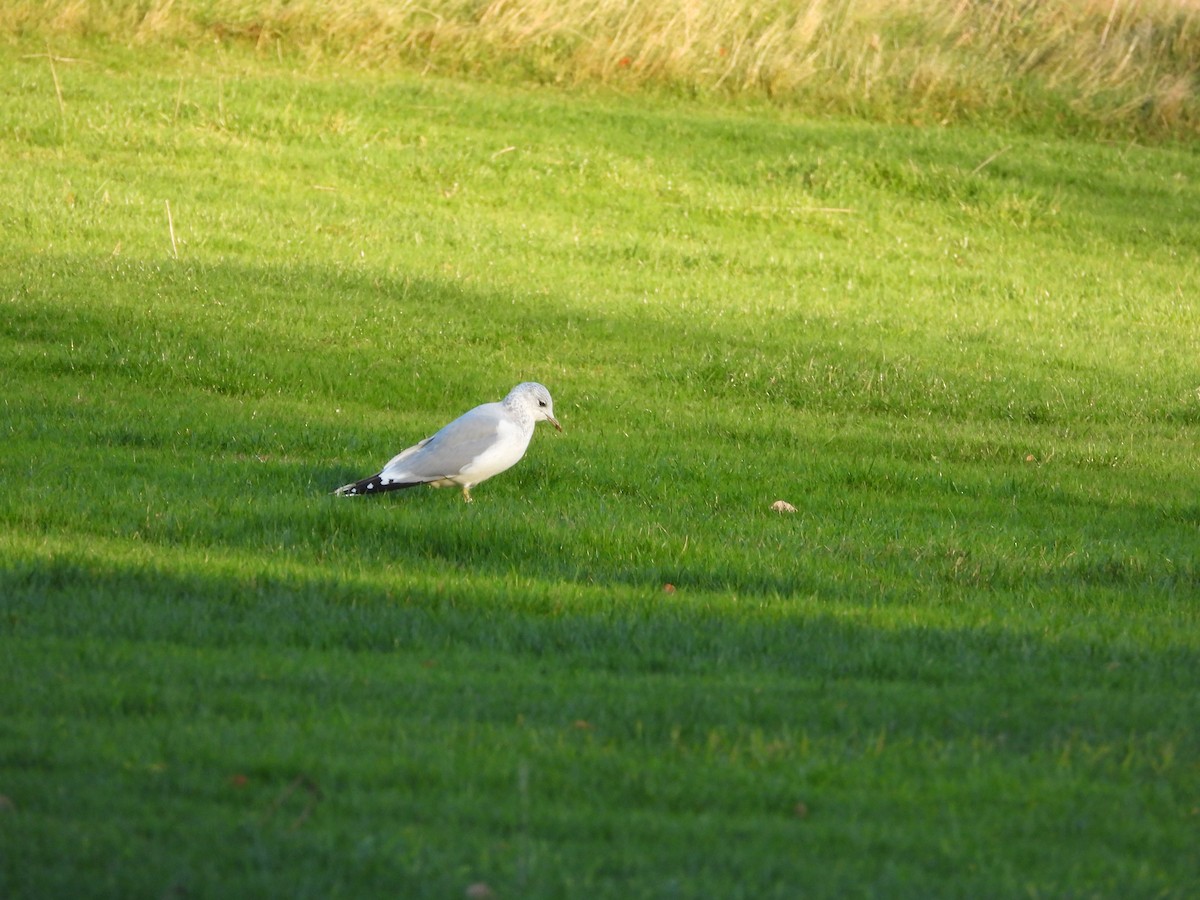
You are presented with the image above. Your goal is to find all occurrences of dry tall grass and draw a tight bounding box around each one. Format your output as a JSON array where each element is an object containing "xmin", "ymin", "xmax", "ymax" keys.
[{"xmin": 6, "ymin": 0, "xmax": 1200, "ymax": 137}]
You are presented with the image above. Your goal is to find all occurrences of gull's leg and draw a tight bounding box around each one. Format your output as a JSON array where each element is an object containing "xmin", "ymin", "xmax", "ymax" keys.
[{"xmin": 461, "ymin": 486, "xmax": 473, "ymax": 503}]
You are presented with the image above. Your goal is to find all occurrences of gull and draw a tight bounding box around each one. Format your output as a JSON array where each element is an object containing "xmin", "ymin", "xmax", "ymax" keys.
[{"xmin": 334, "ymin": 382, "xmax": 561, "ymax": 502}]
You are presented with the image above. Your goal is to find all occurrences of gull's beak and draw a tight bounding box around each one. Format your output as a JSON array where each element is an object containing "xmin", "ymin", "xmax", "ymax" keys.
[{"xmin": 547, "ymin": 415, "xmax": 562, "ymax": 432}]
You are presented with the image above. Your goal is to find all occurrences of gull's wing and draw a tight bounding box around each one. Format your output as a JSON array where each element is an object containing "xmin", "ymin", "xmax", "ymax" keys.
[{"xmin": 379, "ymin": 402, "xmax": 505, "ymax": 483}]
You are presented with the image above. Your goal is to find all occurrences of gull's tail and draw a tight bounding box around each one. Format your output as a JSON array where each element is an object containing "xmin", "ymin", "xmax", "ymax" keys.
[{"xmin": 333, "ymin": 475, "xmax": 422, "ymax": 497}]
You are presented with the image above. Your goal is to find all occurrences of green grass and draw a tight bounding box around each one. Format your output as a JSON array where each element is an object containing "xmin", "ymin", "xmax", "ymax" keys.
[{"xmin": 2, "ymin": 37, "xmax": 1200, "ymax": 898}]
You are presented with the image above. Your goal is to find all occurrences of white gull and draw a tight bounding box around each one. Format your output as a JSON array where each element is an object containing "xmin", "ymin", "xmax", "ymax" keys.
[{"xmin": 334, "ymin": 382, "xmax": 561, "ymax": 502}]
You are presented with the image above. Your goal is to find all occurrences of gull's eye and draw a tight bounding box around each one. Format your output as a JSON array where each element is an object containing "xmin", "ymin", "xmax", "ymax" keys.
[{"xmin": 538, "ymin": 400, "xmax": 547, "ymax": 408}]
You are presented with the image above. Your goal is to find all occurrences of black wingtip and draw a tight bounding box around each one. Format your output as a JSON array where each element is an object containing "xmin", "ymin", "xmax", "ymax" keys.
[{"xmin": 334, "ymin": 475, "xmax": 422, "ymax": 497}]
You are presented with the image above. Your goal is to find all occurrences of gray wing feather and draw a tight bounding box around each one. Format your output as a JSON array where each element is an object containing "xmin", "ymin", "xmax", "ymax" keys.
[{"xmin": 380, "ymin": 403, "xmax": 503, "ymax": 481}]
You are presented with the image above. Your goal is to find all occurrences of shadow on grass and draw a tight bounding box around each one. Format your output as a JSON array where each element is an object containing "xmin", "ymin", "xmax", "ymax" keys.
[
  {"xmin": 4, "ymin": 551, "xmax": 1198, "ymax": 900},
  {"xmin": 13, "ymin": 250, "xmax": 1194, "ymax": 431},
  {"xmin": 6, "ymin": 550, "xmax": 1197, "ymax": 702},
  {"xmin": 160, "ymin": 451, "xmax": 1200, "ymax": 610}
]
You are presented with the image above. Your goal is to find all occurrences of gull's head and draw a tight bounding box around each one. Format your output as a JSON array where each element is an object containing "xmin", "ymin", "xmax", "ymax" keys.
[{"xmin": 508, "ymin": 382, "xmax": 562, "ymax": 432}]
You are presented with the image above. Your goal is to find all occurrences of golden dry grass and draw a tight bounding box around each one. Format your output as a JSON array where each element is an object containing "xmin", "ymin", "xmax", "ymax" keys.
[{"xmin": 5, "ymin": 0, "xmax": 1200, "ymax": 136}]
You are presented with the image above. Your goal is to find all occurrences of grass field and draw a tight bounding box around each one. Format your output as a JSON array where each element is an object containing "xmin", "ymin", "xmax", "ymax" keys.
[
  {"xmin": 2, "ymin": 23, "xmax": 1200, "ymax": 900},
  {"xmin": 6, "ymin": 0, "xmax": 1200, "ymax": 139}
]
